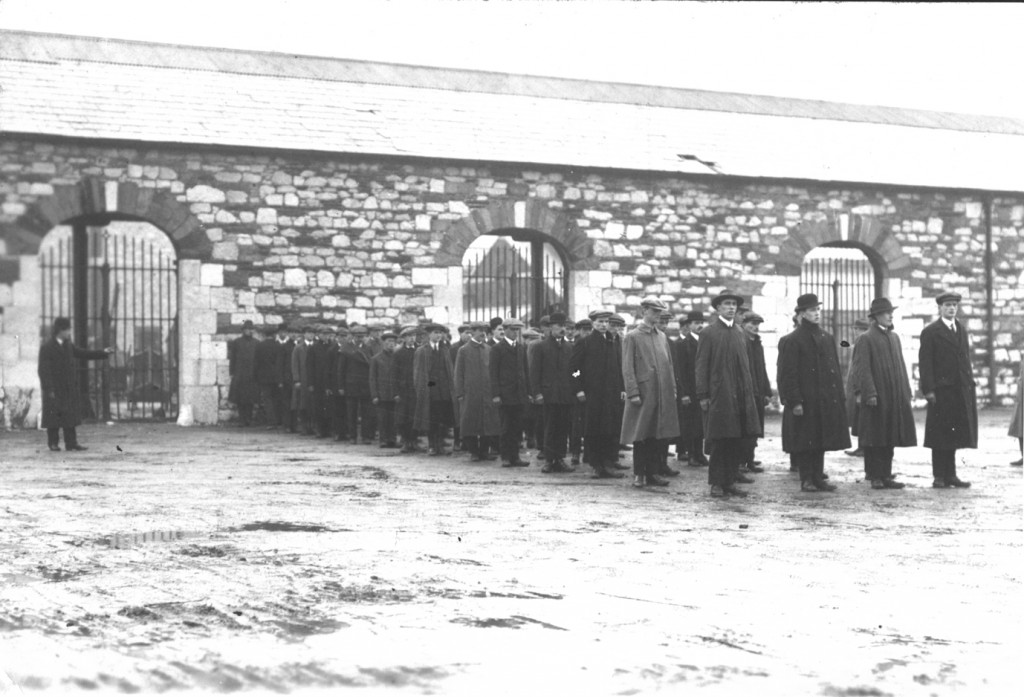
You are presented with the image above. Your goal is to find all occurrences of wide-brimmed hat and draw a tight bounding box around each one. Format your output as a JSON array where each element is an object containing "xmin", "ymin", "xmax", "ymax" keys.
[
  {"xmin": 868, "ymin": 297, "xmax": 897, "ymax": 317},
  {"xmin": 711, "ymin": 292, "xmax": 744, "ymax": 309},
  {"xmin": 936, "ymin": 291, "xmax": 962, "ymax": 305},
  {"xmin": 680, "ymin": 311, "xmax": 705, "ymax": 324},
  {"xmin": 588, "ymin": 309, "xmax": 613, "ymax": 321},
  {"xmin": 794, "ymin": 293, "xmax": 822, "ymax": 313},
  {"xmin": 640, "ymin": 295, "xmax": 668, "ymax": 312}
]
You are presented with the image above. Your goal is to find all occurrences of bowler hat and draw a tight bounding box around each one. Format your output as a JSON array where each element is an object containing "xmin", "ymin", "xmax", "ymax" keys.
[
  {"xmin": 794, "ymin": 294, "xmax": 822, "ymax": 313},
  {"xmin": 640, "ymin": 295, "xmax": 668, "ymax": 312},
  {"xmin": 241, "ymin": 320, "xmax": 255, "ymax": 329},
  {"xmin": 588, "ymin": 309, "xmax": 613, "ymax": 321},
  {"xmin": 681, "ymin": 310, "xmax": 705, "ymax": 324},
  {"xmin": 489, "ymin": 317, "xmax": 504, "ymax": 331},
  {"xmin": 936, "ymin": 291, "xmax": 962, "ymax": 305},
  {"xmin": 868, "ymin": 297, "xmax": 897, "ymax": 317},
  {"xmin": 53, "ymin": 317, "xmax": 71, "ymax": 333},
  {"xmin": 549, "ymin": 312, "xmax": 567, "ymax": 325},
  {"xmin": 575, "ymin": 318, "xmax": 593, "ymax": 330},
  {"xmin": 711, "ymin": 292, "xmax": 743, "ymax": 309}
]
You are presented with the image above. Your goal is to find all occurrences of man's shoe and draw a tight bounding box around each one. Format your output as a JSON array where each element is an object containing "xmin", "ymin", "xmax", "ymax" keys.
[
  {"xmin": 821, "ymin": 473, "xmax": 830, "ymax": 480},
  {"xmin": 560, "ymin": 461, "xmax": 577, "ymax": 473},
  {"xmin": 676, "ymin": 451, "xmax": 688, "ymax": 462},
  {"xmin": 932, "ymin": 478, "xmax": 951, "ymax": 488},
  {"xmin": 734, "ymin": 473, "xmax": 755, "ymax": 484},
  {"xmin": 870, "ymin": 479, "xmax": 886, "ymax": 489},
  {"xmin": 745, "ymin": 462, "xmax": 765, "ymax": 473},
  {"xmin": 591, "ymin": 468, "xmax": 624, "ymax": 479},
  {"xmin": 947, "ymin": 477, "xmax": 971, "ymax": 488},
  {"xmin": 66, "ymin": 445, "xmax": 87, "ymax": 451},
  {"xmin": 647, "ymin": 475, "xmax": 670, "ymax": 487},
  {"xmin": 610, "ymin": 462, "xmax": 630, "ymax": 471},
  {"xmin": 1011, "ymin": 458, "xmax": 1023, "ymax": 467},
  {"xmin": 48, "ymin": 445, "xmax": 61, "ymax": 452},
  {"xmin": 659, "ymin": 464, "xmax": 680, "ymax": 477},
  {"xmin": 723, "ymin": 485, "xmax": 748, "ymax": 498},
  {"xmin": 812, "ymin": 478, "xmax": 837, "ymax": 492},
  {"xmin": 632, "ymin": 475, "xmax": 646, "ymax": 488},
  {"xmin": 570, "ymin": 455, "xmax": 581, "ymax": 466},
  {"xmin": 710, "ymin": 485, "xmax": 727, "ymax": 497},
  {"xmin": 882, "ymin": 479, "xmax": 906, "ymax": 489},
  {"xmin": 511, "ymin": 459, "xmax": 530, "ymax": 467},
  {"xmin": 541, "ymin": 463, "xmax": 556, "ymax": 474},
  {"xmin": 800, "ymin": 481, "xmax": 821, "ymax": 493},
  {"xmin": 845, "ymin": 448, "xmax": 864, "ymax": 457},
  {"xmin": 501, "ymin": 461, "xmax": 516, "ymax": 468},
  {"xmin": 688, "ymin": 457, "xmax": 708, "ymax": 468}
]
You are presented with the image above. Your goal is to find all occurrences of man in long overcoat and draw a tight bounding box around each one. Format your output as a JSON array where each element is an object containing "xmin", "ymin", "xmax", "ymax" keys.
[
  {"xmin": 339, "ymin": 324, "xmax": 376, "ymax": 443},
  {"xmin": 489, "ymin": 317, "xmax": 531, "ymax": 467},
  {"xmin": 413, "ymin": 323, "xmax": 456, "ymax": 455},
  {"xmin": 276, "ymin": 324, "xmax": 296, "ymax": 431},
  {"xmin": 254, "ymin": 324, "xmax": 283, "ymax": 428},
  {"xmin": 448, "ymin": 324, "xmax": 471, "ymax": 451},
  {"xmin": 228, "ymin": 319, "xmax": 260, "ymax": 426},
  {"xmin": 843, "ymin": 318, "xmax": 870, "ymax": 457},
  {"xmin": 849, "ymin": 297, "xmax": 916, "ymax": 490},
  {"xmin": 38, "ymin": 316, "xmax": 113, "ymax": 451},
  {"xmin": 369, "ymin": 331, "xmax": 400, "ymax": 448},
  {"xmin": 673, "ymin": 311, "xmax": 707, "ymax": 467},
  {"xmin": 620, "ymin": 297, "xmax": 679, "ymax": 488},
  {"xmin": 530, "ymin": 312, "xmax": 576, "ymax": 473},
  {"xmin": 919, "ymin": 292, "xmax": 977, "ymax": 488},
  {"xmin": 695, "ymin": 292, "xmax": 762, "ymax": 497},
  {"xmin": 326, "ymin": 326, "xmax": 350, "ymax": 441},
  {"xmin": 454, "ymin": 322, "xmax": 501, "ymax": 462},
  {"xmin": 291, "ymin": 324, "xmax": 317, "ymax": 435},
  {"xmin": 567, "ymin": 317, "xmax": 590, "ymax": 466},
  {"xmin": 1009, "ymin": 357, "xmax": 1022, "ymax": 466},
  {"xmin": 307, "ymin": 325, "xmax": 334, "ymax": 438},
  {"xmin": 393, "ymin": 326, "xmax": 421, "ymax": 452},
  {"xmin": 778, "ymin": 294, "xmax": 850, "ymax": 492},
  {"xmin": 740, "ymin": 311, "xmax": 773, "ymax": 475},
  {"xmin": 570, "ymin": 310, "xmax": 625, "ymax": 478}
]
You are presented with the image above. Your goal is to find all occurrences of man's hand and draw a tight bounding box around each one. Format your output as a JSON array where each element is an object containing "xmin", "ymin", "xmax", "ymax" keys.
[
  {"xmin": 925, "ymin": 392, "xmax": 936, "ymax": 404},
  {"xmin": 394, "ymin": 395, "xmax": 401, "ymax": 403},
  {"xmin": 103, "ymin": 347, "xmax": 115, "ymax": 355},
  {"xmin": 620, "ymin": 391, "xmax": 627, "ymax": 402},
  {"xmin": 576, "ymin": 391, "xmax": 586, "ymax": 403},
  {"xmin": 681, "ymin": 396, "xmax": 691, "ymax": 406},
  {"xmin": 629, "ymin": 396, "xmax": 641, "ymax": 406},
  {"xmin": 372, "ymin": 397, "xmax": 379, "ymax": 405},
  {"xmin": 294, "ymin": 382, "xmax": 301, "ymax": 389},
  {"xmin": 534, "ymin": 394, "xmax": 544, "ymax": 405},
  {"xmin": 866, "ymin": 396, "xmax": 878, "ymax": 407},
  {"xmin": 793, "ymin": 404, "xmax": 804, "ymax": 416},
  {"xmin": 338, "ymin": 389, "xmax": 345, "ymax": 397},
  {"xmin": 492, "ymin": 396, "xmax": 502, "ymax": 405},
  {"xmin": 700, "ymin": 398, "xmax": 710, "ymax": 411}
]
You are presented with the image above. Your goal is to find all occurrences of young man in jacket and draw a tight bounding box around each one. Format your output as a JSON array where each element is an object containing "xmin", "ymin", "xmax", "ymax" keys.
[
  {"xmin": 369, "ymin": 331, "xmax": 400, "ymax": 448},
  {"xmin": 530, "ymin": 312, "xmax": 575, "ymax": 473},
  {"xmin": 489, "ymin": 317, "xmax": 531, "ymax": 467}
]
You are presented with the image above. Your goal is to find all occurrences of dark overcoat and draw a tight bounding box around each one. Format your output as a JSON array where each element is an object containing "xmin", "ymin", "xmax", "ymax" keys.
[
  {"xmin": 529, "ymin": 337, "xmax": 574, "ymax": 405},
  {"xmin": 619, "ymin": 323, "xmax": 679, "ymax": 444},
  {"xmin": 453, "ymin": 340, "xmax": 501, "ymax": 436},
  {"xmin": 569, "ymin": 330, "xmax": 624, "ymax": 438},
  {"xmin": 254, "ymin": 338, "xmax": 283, "ymax": 386},
  {"xmin": 673, "ymin": 333, "xmax": 703, "ymax": 440},
  {"xmin": 777, "ymin": 319, "xmax": 851, "ymax": 453},
  {"xmin": 489, "ymin": 339, "xmax": 531, "ymax": 405},
  {"xmin": 278, "ymin": 338, "xmax": 295, "ymax": 387},
  {"xmin": 393, "ymin": 345, "xmax": 417, "ymax": 403},
  {"xmin": 290, "ymin": 340, "xmax": 314, "ymax": 409},
  {"xmin": 745, "ymin": 331, "xmax": 773, "ymax": 429},
  {"xmin": 849, "ymin": 323, "xmax": 917, "ymax": 447},
  {"xmin": 919, "ymin": 318, "xmax": 978, "ymax": 450},
  {"xmin": 338, "ymin": 342, "xmax": 374, "ymax": 398},
  {"xmin": 228, "ymin": 335, "xmax": 259, "ymax": 405},
  {"xmin": 369, "ymin": 350, "xmax": 398, "ymax": 403},
  {"xmin": 38, "ymin": 338, "xmax": 109, "ymax": 429},
  {"xmin": 308, "ymin": 340, "xmax": 333, "ymax": 393},
  {"xmin": 412, "ymin": 343, "xmax": 456, "ymax": 431},
  {"xmin": 1009, "ymin": 359, "xmax": 1022, "ymax": 439},
  {"xmin": 844, "ymin": 333, "xmax": 864, "ymax": 428},
  {"xmin": 695, "ymin": 318, "xmax": 762, "ymax": 441}
]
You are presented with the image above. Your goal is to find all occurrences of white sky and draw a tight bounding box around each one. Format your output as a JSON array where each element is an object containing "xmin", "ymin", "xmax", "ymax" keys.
[{"xmin": 1, "ymin": 0, "xmax": 1023, "ymax": 119}]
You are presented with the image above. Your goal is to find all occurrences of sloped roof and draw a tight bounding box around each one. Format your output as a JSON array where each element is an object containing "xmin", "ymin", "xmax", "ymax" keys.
[{"xmin": 2, "ymin": 29, "xmax": 1023, "ymax": 192}]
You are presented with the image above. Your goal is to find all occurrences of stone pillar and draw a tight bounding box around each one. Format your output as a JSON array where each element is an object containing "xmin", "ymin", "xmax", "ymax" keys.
[
  {"xmin": 0, "ymin": 254, "xmax": 43, "ymax": 428},
  {"xmin": 570, "ymin": 269, "xmax": 611, "ymax": 319},
  {"xmin": 177, "ymin": 259, "xmax": 222, "ymax": 424}
]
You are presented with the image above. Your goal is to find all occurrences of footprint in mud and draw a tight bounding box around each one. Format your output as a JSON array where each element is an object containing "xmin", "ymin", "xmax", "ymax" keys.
[
  {"xmin": 450, "ymin": 615, "xmax": 567, "ymax": 630},
  {"xmin": 230, "ymin": 521, "xmax": 333, "ymax": 533}
]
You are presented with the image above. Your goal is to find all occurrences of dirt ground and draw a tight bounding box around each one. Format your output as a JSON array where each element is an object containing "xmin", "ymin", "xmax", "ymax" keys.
[{"xmin": 0, "ymin": 409, "xmax": 1020, "ymax": 696}]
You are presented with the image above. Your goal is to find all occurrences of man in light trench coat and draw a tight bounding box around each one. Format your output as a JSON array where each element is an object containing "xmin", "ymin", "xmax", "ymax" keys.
[
  {"xmin": 454, "ymin": 322, "xmax": 502, "ymax": 462},
  {"xmin": 620, "ymin": 296, "xmax": 680, "ymax": 488}
]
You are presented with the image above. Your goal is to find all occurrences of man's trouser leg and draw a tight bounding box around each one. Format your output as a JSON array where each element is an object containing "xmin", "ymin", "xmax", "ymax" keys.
[
  {"xmin": 47, "ymin": 427, "xmax": 60, "ymax": 449},
  {"xmin": 932, "ymin": 449, "xmax": 955, "ymax": 482},
  {"xmin": 499, "ymin": 405, "xmax": 524, "ymax": 463},
  {"xmin": 260, "ymin": 385, "xmax": 278, "ymax": 427},
  {"xmin": 377, "ymin": 403, "xmax": 395, "ymax": 444},
  {"xmin": 543, "ymin": 404, "xmax": 570, "ymax": 462},
  {"xmin": 64, "ymin": 427, "xmax": 79, "ymax": 448}
]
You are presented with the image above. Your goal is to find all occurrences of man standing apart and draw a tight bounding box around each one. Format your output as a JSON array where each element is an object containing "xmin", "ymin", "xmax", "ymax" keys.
[
  {"xmin": 413, "ymin": 323, "xmax": 456, "ymax": 456},
  {"xmin": 695, "ymin": 292, "xmax": 762, "ymax": 497},
  {"xmin": 674, "ymin": 311, "xmax": 708, "ymax": 467},
  {"xmin": 453, "ymin": 322, "xmax": 501, "ymax": 462},
  {"xmin": 620, "ymin": 297, "xmax": 679, "ymax": 488},
  {"xmin": 777, "ymin": 294, "xmax": 849, "ymax": 492},
  {"xmin": 850, "ymin": 298, "xmax": 916, "ymax": 490},
  {"xmin": 570, "ymin": 310, "xmax": 625, "ymax": 479},
  {"xmin": 489, "ymin": 317, "xmax": 531, "ymax": 468},
  {"xmin": 38, "ymin": 317, "xmax": 114, "ymax": 451},
  {"xmin": 530, "ymin": 312, "xmax": 575, "ymax": 473},
  {"xmin": 919, "ymin": 292, "xmax": 976, "ymax": 488},
  {"xmin": 228, "ymin": 320, "xmax": 260, "ymax": 426}
]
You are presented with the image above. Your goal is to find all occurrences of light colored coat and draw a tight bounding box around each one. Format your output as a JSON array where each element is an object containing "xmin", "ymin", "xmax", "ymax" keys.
[
  {"xmin": 454, "ymin": 340, "xmax": 502, "ymax": 437},
  {"xmin": 619, "ymin": 322, "xmax": 679, "ymax": 444}
]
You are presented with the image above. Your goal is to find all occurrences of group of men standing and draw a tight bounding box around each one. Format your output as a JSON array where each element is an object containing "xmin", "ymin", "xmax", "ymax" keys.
[{"xmin": 225, "ymin": 287, "xmax": 983, "ymax": 497}]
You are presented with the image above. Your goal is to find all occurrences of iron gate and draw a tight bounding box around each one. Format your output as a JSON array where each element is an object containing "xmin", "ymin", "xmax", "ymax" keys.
[
  {"xmin": 800, "ymin": 245, "xmax": 881, "ymax": 375},
  {"xmin": 40, "ymin": 218, "xmax": 179, "ymax": 421},
  {"xmin": 462, "ymin": 235, "xmax": 568, "ymax": 324}
]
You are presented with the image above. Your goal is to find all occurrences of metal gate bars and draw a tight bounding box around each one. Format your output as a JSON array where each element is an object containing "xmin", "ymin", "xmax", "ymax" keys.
[
  {"xmin": 40, "ymin": 218, "xmax": 179, "ymax": 421},
  {"xmin": 462, "ymin": 235, "xmax": 568, "ymax": 324}
]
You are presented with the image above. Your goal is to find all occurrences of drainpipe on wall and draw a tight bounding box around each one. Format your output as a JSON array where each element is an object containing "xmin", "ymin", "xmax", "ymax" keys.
[{"xmin": 983, "ymin": 196, "xmax": 996, "ymax": 406}]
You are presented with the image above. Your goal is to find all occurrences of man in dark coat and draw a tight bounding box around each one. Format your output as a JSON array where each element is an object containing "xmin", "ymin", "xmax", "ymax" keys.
[
  {"xmin": 695, "ymin": 292, "xmax": 762, "ymax": 498},
  {"xmin": 530, "ymin": 312, "xmax": 576, "ymax": 473},
  {"xmin": 369, "ymin": 331, "xmax": 400, "ymax": 448},
  {"xmin": 291, "ymin": 324, "xmax": 317, "ymax": 435},
  {"xmin": 393, "ymin": 326, "xmax": 421, "ymax": 452},
  {"xmin": 740, "ymin": 312, "xmax": 773, "ymax": 475},
  {"xmin": 38, "ymin": 317, "xmax": 113, "ymax": 451},
  {"xmin": 276, "ymin": 324, "xmax": 296, "ymax": 431},
  {"xmin": 570, "ymin": 310, "xmax": 626, "ymax": 478},
  {"xmin": 777, "ymin": 312, "xmax": 800, "ymax": 471},
  {"xmin": 448, "ymin": 325, "xmax": 471, "ymax": 451},
  {"xmin": 1009, "ymin": 358, "xmax": 1022, "ymax": 466},
  {"xmin": 919, "ymin": 292, "xmax": 977, "ymax": 488},
  {"xmin": 850, "ymin": 297, "xmax": 916, "ymax": 490},
  {"xmin": 778, "ymin": 294, "xmax": 850, "ymax": 492},
  {"xmin": 307, "ymin": 325, "xmax": 334, "ymax": 438},
  {"xmin": 326, "ymin": 326, "xmax": 350, "ymax": 441},
  {"xmin": 339, "ymin": 324, "xmax": 376, "ymax": 444},
  {"xmin": 489, "ymin": 317, "xmax": 531, "ymax": 467},
  {"xmin": 254, "ymin": 324, "xmax": 283, "ymax": 428},
  {"xmin": 228, "ymin": 320, "xmax": 260, "ymax": 426},
  {"xmin": 413, "ymin": 323, "xmax": 456, "ymax": 455},
  {"xmin": 526, "ymin": 317, "xmax": 550, "ymax": 459},
  {"xmin": 673, "ymin": 311, "xmax": 707, "ymax": 467},
  {"xmin": 568, "ymin": 317, "xmax": 591, "ymax": 466},
  {"xmin": 454, "ymin": 322, "xmax": 501, "ymax": 461},
  {"xmin": 844, "ymin": 318, "xmax": 870, "ymax": 457}
]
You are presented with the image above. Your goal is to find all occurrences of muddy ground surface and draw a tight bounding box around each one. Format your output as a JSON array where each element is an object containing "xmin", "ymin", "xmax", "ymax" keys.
[{"xmin": 0, "ymin": 409, "xmax": 1020, "ymax": 696}]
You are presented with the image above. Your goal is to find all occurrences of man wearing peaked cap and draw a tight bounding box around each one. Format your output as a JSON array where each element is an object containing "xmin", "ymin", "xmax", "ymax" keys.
[
  {"xmin": 413, "ymin": 322, "xmax": 456, "ymax": 456},
  {"xmin": 393, "ymin": 325, "xmax": 421, "ymax": 452},
  {"xmin": 850, "ymin": 298, "xmax": 915, "ymax": 489},
  {"xmin": 489, "ymin": 315, "xmax": 530, "ymax": 467},
  {"xmin": 369, "ymin": 329, "xmax": 400, "ymax": 449},
  {"xmin": 254, "ymin": 322, "xmax": 284, "ymax": 430},
  {"xmin": 448, "ymin": 324, "xmax": 473, "ymax": 452},
  {"xmin": 530, "ymin": 309, "xmax": 576, "ymax": 473},
  {"xmin": 739, "ymin": 310, "xmax": 773, "ymax": 477},
  {"xmin": 673, "ymin": 310, "xmax": 708, "ymax": 467},
  {"xmin": 919, "ymin": 291, "xmax": 976, "ymax": 488},
  {"xmin": 228, "ymin": 319, "xmax": 260, "ymax": 427}
]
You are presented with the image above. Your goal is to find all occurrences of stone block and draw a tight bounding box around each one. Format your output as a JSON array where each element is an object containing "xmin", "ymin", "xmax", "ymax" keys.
[
  {"xmin": 602, "ymin": 288, "xmax": 626, "ymax": 305},
  {"xmin": 589, "ymin": 270, "xmax": 613, "ymax": 289},
  {"xmin": 200, "ymin": 264, "xmax": 224, "ymax": 287},
  {"xmin": 415, "ymin": 214, "xmax": 432, "ymax": 231},
  {"xmin": 625, "ymin": 225, "xmax": 644, "ymax": 240},
  {"xmin": 212, "ymin": 242, "xmax": 239, "ymax": 261},
  {"xmin": 257, "ymin": 208, "xmax": 278, "ymax": 224},
  {"xmin": 189, "ymin": 309, "xmax": 219, "ymax": 335},
  {"xmin": 604, "ymin": 222, "xmax": 625, "ymax": 239},
  {"xmin": 181, "ymin": 385, "xmax": 220, "ymax": 424},
  {"xmin": 0, "ymin": 334, "xmax": 19, "ymax": 365},
  {"xmin": 284, "ymin": 269, "xmax": 308, "ymax": 288},
  {"xmin": 2, "ymin": 307, "xmax": 39, "ymax": 338},
  {"xmin": 371, "ymin": 272, "xmax": 388, "ymax": 288},
  {"xmin": 315, "ymin": 270, "xmax": 335, "ymax": 287},
  {"xmin": 200, "ymin": 340, "xmax": 228, "ymax": 361},
  {"xmin": 186, "ymin": 185, "xmax": 226, "ymax": 203},
  {"xmin": 411, "ymin": 267, "xmax": 447, "ymax": 286},
  {"xmin": 198, "ymin": 359, "xmax": 219, "ymax": 385}
]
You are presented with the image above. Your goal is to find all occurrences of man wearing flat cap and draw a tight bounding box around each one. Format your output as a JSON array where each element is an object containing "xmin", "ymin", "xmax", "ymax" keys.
[
  {"xmin": 620, "ymin": 296, "xmax": 679, "ymax": 488},
  {"xmin": 570, "ymin": 309, "xmax": 626, "ymax": 478},
  {"xmin": 413, "ymin": 323, "xmax": 456, "ymax": 455},
  {"xmin": 849, "ymin": 298, "xmax": 916, "ymax": 489},
  {"xmin": 448, "ymin": 325, "xmax": 472, "ymax": 452},
  {"xmin": 369, "ymin": 331, "xmax": 400, "ymax": 448},
  {"xmin": 277, "ymin": 323, "xmax": 297, "ymax": 432},
  {"xmin": 695, "ymin": 292, "xmax": 762, "ymax": 497},
  {"xmin": 327, "ymin": 326, "xmax": 351, "ymax": 441},
  {"xmin": 919, "ymin": 292, "xmax": 976, "ymax": 488},
  {"xmin": 394, "ymin": 326, "xmax": 422, "ymax": 452},
  {"xmin": 291, "ymin": 323, "xmax": 317, "ymax": 435},
  {"xmin": 740, "ymin": 311, "xmax": 773, "ymax": 476},
  {"xmin": 254, "ymin": 324, "xmax": 284, "ymax": 429},
  {"xmin": 337, "ymin": 324, "xmax": 377, "ymax": 444},
  {"xmin": 489, "ymin": 317, "xmax": 531, "ymax": 467},
  {"xmin": 778, "ymin": 294, "xmax": 849, "ymax": 492},
  {"xmin": 673, "ymin": 311, "xmax": 708, "ymax": 467},
  {"xmin": 567, "ymin": 318, "xmax": 591, "ymax": 466},
  {"xmin": 229, "ymin": 320, "xmax": 260, "ymax": 427},
  {"xmin": 530, "ymin": 312, "xmax": 576, "ymax": 473},
  {"xmin": 454, "ymin": 322, "xmax": 501, "ymax": 462},
  {"xmin": 38, "ymin": 317, "xmax": 114, "ymax": 451}
]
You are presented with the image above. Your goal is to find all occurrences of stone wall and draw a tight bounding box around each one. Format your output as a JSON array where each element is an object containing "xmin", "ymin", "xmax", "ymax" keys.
[{"xmin": 1, "ymin": 137, "xmax": 1022, "ymax": 425}]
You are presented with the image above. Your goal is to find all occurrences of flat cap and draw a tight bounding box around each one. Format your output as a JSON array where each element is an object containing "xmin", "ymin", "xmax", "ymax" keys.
[
  {"xmin": 381, "ymin": 331, "xmax": 398, "ymax": 341},
  {"xmin": 522, "ymin": 327, "xmax": 542, "ymax": 339},
  {"xmin": 424, "ymin": 323, "xmax": 445, "ymax": 333},
  {"xmin": 609, "ymin": 314, "xmax": 626, "ymax": 326},
  {"xmin": 588, "ymin": 309, "xmax": 613, "ymax": 321},
  {"xmin": 742, "ymin": 312, "xmax": 765, "ymax": 324},
  {"xmin": 538, "ymin": 315, "xmax": 551, "ymax": 327},
  {"xmin": 640, "ymin": 295, "xmax": 668, "ymax": 312},
  {"xmin": 936, "ymin": 291, "xmax": 962, "ymax": 305},
  {"xmin": 574, "ymin": 318, "xmax": 593, "ymax": 329},
  {"xmin": 399, "ymin": 326, "xmax": 419, "ymax": 338},
  {"xmin": 502, "ymin": 317, "xmax": 525, "ymax": 329},
  {"xmin": 680, "ymin": 311, "xmax": 705, "ymax": 324},
  {"xmin": 853, "ymin": 318, "xmax": 871, "ymax": 330},
  {"xmin": 350, "ymin": 324, "xmax": 369, "ymax": 335}
]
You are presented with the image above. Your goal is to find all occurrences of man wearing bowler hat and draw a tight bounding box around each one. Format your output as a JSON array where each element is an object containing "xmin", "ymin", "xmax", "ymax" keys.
[
  {"xmin": 254, "ymin": 324, "xmax": 284, "ymax": 428},
  {"xmin": 570, "ymin": 310, "xmax": 627, "ymax": 478},
  {"xmin": 695, "ymin": 292, "xmax": 762, "ymax": 497},
  {"xmin": 919, "ymin": 292, "xmax": 976, "ymax": 488},
  {"xmin": 489, "ymin": 317, "xmax": 531, "ymax": 467},
  {"xmin": 620, "ymin": 296, "xmax": 679, "ymax": 488},
  {"xmin": 849, "ymin": 298, "xmax": 916, "ymax": 489},
  {"xmin": 530, "ymin": 311, "xmax": 576, "ymax": 473},
  {"xmin": 38, "ymin": 317, "xmax": 114, "ymax": 451},
  {"xmin": 228, "ymin": 320, "xmax": 260, "ymax": 426},
  {"xmin": 778, "ymin": 294, "xmax": 849, "ymax": 492},
  {"xmin": 674, "ymin": 310, "xmax": 708, "ymax": 467}
]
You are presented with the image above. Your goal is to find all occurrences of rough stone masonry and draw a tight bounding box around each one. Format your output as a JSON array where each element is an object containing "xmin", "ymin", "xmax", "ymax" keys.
[{"xmin": 0, "ymin": 138, "xmax": 1021, "ymax": 424}]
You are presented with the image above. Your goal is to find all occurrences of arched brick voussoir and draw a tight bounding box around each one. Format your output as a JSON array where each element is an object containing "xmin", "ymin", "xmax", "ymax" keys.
[{"xmin": 436, "ymin": 199, "xmax": 595, "ymax": 269}]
